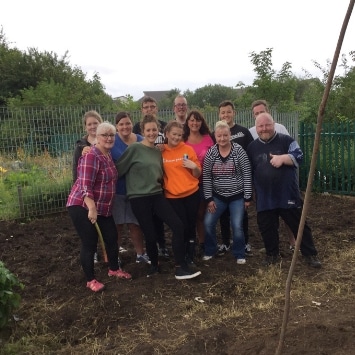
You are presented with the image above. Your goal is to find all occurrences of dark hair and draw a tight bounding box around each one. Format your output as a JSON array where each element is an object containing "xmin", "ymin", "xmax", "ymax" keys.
[
  {"xmin": 251, "ymin": 99, "xmax": 270, "ymax": 112},
  {"xmin": 140, "ymin": 114, "xmax": 160, "ymax": 133},
  {"xmin": 218, "ymin": 100, "xmax": 235, "ymax": 111},
  {"xmin": 141, "ymin": 96, "xmax": 157, "ymax": 108},
  {"xmin": 183, "ymin": 110, "xmax": 211, "ymax": 141},
  {"xmin": 115, "ymin": 111, "xmax": 131, "ymax": 124}
]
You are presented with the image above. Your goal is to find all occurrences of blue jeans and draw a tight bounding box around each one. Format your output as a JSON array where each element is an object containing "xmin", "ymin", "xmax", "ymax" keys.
[{"xmin": 204, "ymin": 197, "xmax": 245, "ymax": 259}]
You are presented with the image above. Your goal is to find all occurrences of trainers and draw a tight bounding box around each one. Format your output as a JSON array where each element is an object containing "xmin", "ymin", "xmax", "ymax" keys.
[
  {"xmin": 202, "ymin": 255, "xmax": 213, "ymax": 261},
  {"xmin": 217, "ymin": 244, "xmax": 230, "ymax": 256},
  {"xmin": 158, "ymin": 247, "xmax": 170, "ymax": 258},
  {"xmin": 93, "ymin": 252, "xmax": 98, "ymax": 264},
  {"xmin": 303, "ymin": 255, "xmax": 322, "ymax": 268},
  {"xmin": 237, "ymin": 258, "xmax": 246, "ymax": 265},
  {"xmin": 136, "ymin": 254, "xmax": 151, "ymax": 264},
  {"xmin": 245, "ymin": 243, "xmax": 253, "ymax": 256},
  {"xmin": 119, "ymin": 246, "xmax": 127, "ymax": 253},
  {"xmin": 147, "ymin": 265, "xmax": 160, "ymax": 277},
  {"xmin": 108, "ymin": 269, "xmax": 132, "ymax": 279},
  {"xmin": 289, "ymin": 245, "xmax": 296, "ymax": 253},
  {"xmin": 86, "ymin": 279, "xmax": 105, "ymax": 292},
  {"xmin": 175, "ymin": 266, "xmax": 201, "ymax": 280},
  {"xmin": 262, "ymin": 255, "xmax": 281, "ymax": 266}
]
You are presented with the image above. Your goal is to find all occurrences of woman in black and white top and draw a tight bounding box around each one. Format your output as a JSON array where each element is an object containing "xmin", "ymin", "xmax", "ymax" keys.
[{"xmin": 202, "ymin": 120, "xmax": 252, "ymax": 264}]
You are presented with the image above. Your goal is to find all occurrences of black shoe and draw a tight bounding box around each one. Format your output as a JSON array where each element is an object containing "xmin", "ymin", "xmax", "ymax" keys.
[
  {"xmin": 175, "ymin": 266, "xmax": 201, "ymax": 280},
  {"xmin": 303, "ymin": 255, "xmax": 322, "ymax": 268},
  {"xmin": 158, "ymin": 247, "xmax": 170, "ymax": 258},
  {"xmin": 216, "ymin": 244, "xmax": 230, "ymax": 256},
  {"xmin": 262, "ymin": 254, "xmax": 281, "ymax": 266},
  {"xmin": 147, "ymin": 265, "xmax": 160, "ymax": 277}
]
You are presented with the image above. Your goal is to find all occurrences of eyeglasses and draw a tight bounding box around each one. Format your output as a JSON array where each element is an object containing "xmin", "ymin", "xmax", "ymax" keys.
[
  {"xmin": 100, "ymin": 133, "xmax": 115, "ymax": 139},
  {"xmin": 142, "ymin": 105, "xmax": 157, "ymax": 110},
  {"xmin": 175, "ymin": 103, "xmax": 187, "ymax": 108}
]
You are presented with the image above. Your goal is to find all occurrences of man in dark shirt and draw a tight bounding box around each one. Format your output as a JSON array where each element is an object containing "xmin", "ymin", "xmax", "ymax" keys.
[
  {"xmin": 133, "ymin": 96, "xmax": 166, "ymax": 144},
  {"xmin": 246, "ymin": 112, "xmax": 321, "ymax": 268}
]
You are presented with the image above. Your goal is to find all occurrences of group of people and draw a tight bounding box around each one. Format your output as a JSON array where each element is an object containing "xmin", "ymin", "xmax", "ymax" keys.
[{"xmin": 67, "ymin": 95, "xmax": 322, "ymax": 293}]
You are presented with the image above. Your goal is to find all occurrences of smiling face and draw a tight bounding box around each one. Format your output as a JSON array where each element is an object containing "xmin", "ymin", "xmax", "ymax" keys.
[
  {"xmin": 116, "ymin": 116, "xmax": 133, "ymax": 138},
  {"xmin": 187, "ymin": 114, "xmax": 202, "ymax": 133},
  {"xmin": 85, "ymin": 116, "xmax": 100, "ymax": 138},
  {"xmin": 214, "ymin": 126, "xmax": 231, "ymax": 148},
  {"xmin": 142, "ymin": 122, "xmax": 159, "ymax": 144},
  {"xmin": 218, "ymin": 105, "xmax": 235, "ymax": 127},
  {"xmin": 174, "ymin": 96, "xmax": 188, "ymax": 123},
  {"xmin": 166, "ymin": 126, "xmax": 183, "ymax": 148},
  {"xmin": 96, "ymin": 123, "xmax": 116, "ymax": 153},
  {"xmin": 255, "ymin": 113, "xmax": 275, "ymax": 141}
]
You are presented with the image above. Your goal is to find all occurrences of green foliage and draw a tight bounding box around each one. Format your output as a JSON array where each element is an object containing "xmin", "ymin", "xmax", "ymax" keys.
[
  {"xmin": 0, "ymin": 27, "xmax": 114, "ymax": 108},
  {"xmin": 185, "ymin": 84, "xmax": 238, "ymax": 108},
  {"xmin": 0, "ymin": 261, "xmax": 24, "ymax": 329},
  {"xmin": 108, "ymin": 95, "xmax": 141, "ymax": 112},
  {"xmin": 3, "ymin": 166, "xmax": 46, "ymax": 188},
  {"xmin": 20, "ymin": 178, "xmax": 72, "ymax": 217},
  {"xmin": 158, "ymin": 89, "xmax": 181, "ymax": 109}
]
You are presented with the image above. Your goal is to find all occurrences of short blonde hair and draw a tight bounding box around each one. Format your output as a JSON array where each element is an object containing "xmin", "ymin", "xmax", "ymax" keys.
[{"xmin": 214, "ymin": 120, "xmax": 230, "ymax": 131}]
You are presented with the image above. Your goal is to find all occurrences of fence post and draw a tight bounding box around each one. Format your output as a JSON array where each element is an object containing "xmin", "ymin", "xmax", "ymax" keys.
[{"xmin": 17, "ymin": 185, "xmax": 25, "ymax": 218}]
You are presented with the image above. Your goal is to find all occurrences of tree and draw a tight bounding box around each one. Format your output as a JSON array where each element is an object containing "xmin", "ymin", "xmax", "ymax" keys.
[
  {"xmin": 246, "ymin": 48, "xmax": 298, "ymax": 111},
  {"xmin": 185, "ymin": 84, "xmax": 238, "ymax": 108},
  {"xmin": 0, "ymin": 28, "xmax": 114, "ymax": 109}
]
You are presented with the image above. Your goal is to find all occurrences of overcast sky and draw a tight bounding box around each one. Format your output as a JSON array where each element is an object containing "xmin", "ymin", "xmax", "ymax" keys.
[{"xmin": 1, "ymin": 1, "xmax": 354, "ymax": 100}]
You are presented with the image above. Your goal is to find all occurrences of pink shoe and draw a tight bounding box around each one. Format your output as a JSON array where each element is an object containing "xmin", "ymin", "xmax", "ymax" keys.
[
  {"xmin": 86, "ymin": 279, "xmax": 105, "ymax": 292},
  {"xmin": 108, "ymin": 269, "xmax": 132, "ymax": 280}
]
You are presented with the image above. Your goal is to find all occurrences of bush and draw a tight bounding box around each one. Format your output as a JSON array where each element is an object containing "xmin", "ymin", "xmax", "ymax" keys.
[{"xmin": 0, "ymin": 261, "xmax": 24, "ymax": 329}]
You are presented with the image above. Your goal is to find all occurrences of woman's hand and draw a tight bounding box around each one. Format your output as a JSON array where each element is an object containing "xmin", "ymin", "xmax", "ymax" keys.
[
  {"xmin": 207, "ymin": 201, "xmax": 216, "ymax": 214},
  {"xmin": 82, "ymin": 146, "xmax": 91, "ymax": 155},
  {"xmin": 88, "ymin": 208, "xmax": 97, "ymax": 224}
]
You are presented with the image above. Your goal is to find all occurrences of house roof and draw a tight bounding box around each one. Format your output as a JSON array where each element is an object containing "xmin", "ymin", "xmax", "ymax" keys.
[{"xmin": 138, "ymin": 91, "xmax": 170, "ymax": 102}]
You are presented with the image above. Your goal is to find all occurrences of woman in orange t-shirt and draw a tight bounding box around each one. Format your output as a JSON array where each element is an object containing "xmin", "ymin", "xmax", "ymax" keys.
[{"xmin": 162, "ymin": 120, "xmax": 201, "ymax": 265}]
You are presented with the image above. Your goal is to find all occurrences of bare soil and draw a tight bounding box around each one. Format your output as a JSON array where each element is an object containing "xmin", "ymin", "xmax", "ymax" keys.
[{"xmin": 0, "ymin": 193, "xmax": 355, "ymax": 354}]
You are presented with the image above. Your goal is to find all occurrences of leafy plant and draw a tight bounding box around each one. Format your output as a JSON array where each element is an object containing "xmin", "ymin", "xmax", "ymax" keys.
[{"xmin": 0, "ymin": 261, "xmax": 24, "ymax": 329}]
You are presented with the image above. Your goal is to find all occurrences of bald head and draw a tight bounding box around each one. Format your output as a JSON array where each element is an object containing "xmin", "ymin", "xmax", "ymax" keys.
[{"xmin": 255, "ymin": 113, "xmax": 275, "ymax": 141}]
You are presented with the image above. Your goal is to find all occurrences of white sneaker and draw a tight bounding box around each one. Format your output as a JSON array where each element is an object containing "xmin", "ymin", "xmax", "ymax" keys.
[
  {"xmin": 202, "ymin": 255, "xmax": 213, "ymax": 261},
  {"xmin": 237, "ymin": 258, "xmax": 246, "ymax": 265},
  {"xmin": 119, "ymin": 246, "xmax": 127, "ymax": 253}
]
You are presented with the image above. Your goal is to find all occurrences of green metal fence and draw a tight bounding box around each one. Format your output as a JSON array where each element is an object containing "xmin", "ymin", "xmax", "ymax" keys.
[
  {"xmin": 299, "ymin": 121, "xmax": 355, "ymax": 194},
  {"xmin": 0, "ymin": 105, "xmax": 353, "ymax": 220}
]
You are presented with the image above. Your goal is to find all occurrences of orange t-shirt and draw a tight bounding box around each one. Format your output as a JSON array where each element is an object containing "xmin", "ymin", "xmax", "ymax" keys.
[{"xmin": 162, "ymin": 142, "xmax": 200, "ymax": 198}]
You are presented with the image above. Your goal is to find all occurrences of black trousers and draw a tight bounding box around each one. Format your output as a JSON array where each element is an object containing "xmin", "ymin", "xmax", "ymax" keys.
[
  {"xmin": 67, "ymin": 206, "xmax": 119, "ymax": 282},
  {"xmin": 257, "ymin": 207, "xmax": 318, "ymax": 257},
  {"xmin": 130, "ymin": 193, "xmax": 185, "ymax": 267},
  {"xmin": 167, "ymin": 190, "xmax": 200, "ymax": 245}
]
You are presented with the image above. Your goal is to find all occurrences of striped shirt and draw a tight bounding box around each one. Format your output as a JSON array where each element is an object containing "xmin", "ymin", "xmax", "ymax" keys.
[
  {"xmin": 67, "ymin": 146, "xmax": 118, "ymax": 216},
  {"xmin": 203, "ymin": 142, "xmax": 252, "ymax": 203}
]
